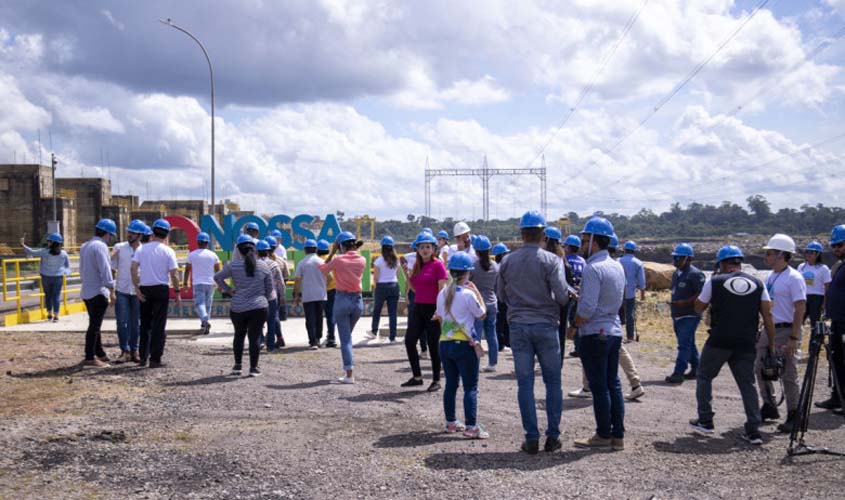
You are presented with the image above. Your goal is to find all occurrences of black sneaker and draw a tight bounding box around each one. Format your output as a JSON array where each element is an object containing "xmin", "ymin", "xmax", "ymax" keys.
[
  {"xmin": 777, "ymin": 411, "xmax": 797, "ymax": 433},
  {"xmin": 683, "ymin": 368, "xmax": 698, "ymax": 380},
  {"xmin": 689, "ymin": 418, "xmax": 714, "ymax": 435},
  {"xmin": 740, "ymin": 431, "xmax": 763, "ymax": 445},
  {"xmin": 569, "ymin": 350, "xmax": 579, "ymax": 358},
  {"xmin": 543, "ymin": 437, "xmax": 562, "ymax": 452},
  {"xmin": 814, "ymin": 397, "xmax": 842, "ymax": 410},
  {"xmin": 325, "ymin": 341, "xmax": 338, "ymax": 348},
  {"xmin": 665, "ymin": 373, "xmax": 684, "ymax": 384},
  {"xmin": 760, "ymin": 403, "xmax": 780, "ymax": 421},
  {"xmin": 249, "ymin": 367, "xmax": 261, "ymax": 378},
  {"xmin": 521, "ymin": 439, "xmax": 539, "ymax": 455},
  {"xmin": 400, "ymin": 377, "xmax": 424, "ymax": 387},
  {"xmin": 427, "ymin": 381, "xmax": 441, "ymax": 392},
  {"xmin": 231, "ymin": 365, "xmax": 242, "ymax": 376}
]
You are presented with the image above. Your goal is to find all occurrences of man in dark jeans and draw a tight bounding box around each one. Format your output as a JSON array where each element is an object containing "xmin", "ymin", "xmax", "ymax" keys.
[
  {"xmin": 690, "ymin": 245, "xmax": 775, "ymax": 445},
  {"xmin": 817, "ymin": 224, "xmax": 845, "ymax": 412},
  {"xmin": 79, "ymin": 218, "xmax": 117, "ymax": 367},
  {"xmin": 294, "ymin": 240, "xmax": 327, "ymax": 349},
  {"xmin": 131, "ymin": 219, "xmax": 181, "ymax": 368}
]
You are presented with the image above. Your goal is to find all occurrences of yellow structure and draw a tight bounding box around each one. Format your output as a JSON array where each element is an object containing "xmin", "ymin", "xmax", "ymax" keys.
[
  {"xmin": 558, "ymin": 216, "xmax": 571, "ymax": 235},
  {"xmin": 354, "ymin": 215, "xmax": 376, "ymax": 241},
  {"xmin": 1, "ymin": 256, "xmax": 85, "ymax": 326}
]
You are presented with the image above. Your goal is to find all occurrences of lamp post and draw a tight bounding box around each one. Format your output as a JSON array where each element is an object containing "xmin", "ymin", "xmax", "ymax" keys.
[{"xmin": 158, "ymin": 18, "xmax": 216, "ymax": 217}]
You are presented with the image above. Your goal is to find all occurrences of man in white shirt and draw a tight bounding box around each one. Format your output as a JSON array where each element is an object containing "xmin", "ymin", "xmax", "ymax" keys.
[
  {"xmin": 184, "ymin": 232, "xmax": 221, "ymax": 335},
  {"xmin": 755, "ymin": 233, "xmax": 807, "ymax": 433},
  {"xmin": 441, "ymin": 221, "xmax": 476, "ymax": 263},
  {"xmin": 132, "ymin": 219, "xmax": 181, "ymax": 368},
  {"xmin": 110, "ymin": 219, "xmax": 146, "ymax": 363}
]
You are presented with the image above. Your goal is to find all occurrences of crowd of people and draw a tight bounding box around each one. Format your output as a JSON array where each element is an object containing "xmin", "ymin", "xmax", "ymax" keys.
[{"xmin": 21, "ymin": 212, "xmax": 845, "ymax": 453}]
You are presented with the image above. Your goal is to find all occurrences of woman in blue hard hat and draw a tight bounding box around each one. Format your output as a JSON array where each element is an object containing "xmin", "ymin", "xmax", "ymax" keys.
[
  {"xmin": 436, "ymin": 230, "xmax": 450, "ymax": 260},
  {"xmin": 436, "ymin": 252, "xmax": 489, "ymax": 439},
  {"xmin": 22, "ymin": 232, "xmax": 71, "ymax": 322},
  {"xmin": 492, "ymin": 242, "xmax": 510, "ymax": 351},
  {"xmin": 214, "ymin": 235, "xmax": 273, "ymax": 377},
  {"xmin": 370, "ymin": 235, "xmax": 401, "ymax": 342},
  {"xmin": 798, "ymin": 241, "xmax": 831, "ymax": 335},
  {"xmin": 257, "ymin": 239, "xmax": 286, "ymax": 352},
  {"xmin": 318, "ymin": 231, "xmax": 366, "ymax": 384},
  {"xmin": 470, "ymin": 235, "xmax": 500, "ymax": 371}
]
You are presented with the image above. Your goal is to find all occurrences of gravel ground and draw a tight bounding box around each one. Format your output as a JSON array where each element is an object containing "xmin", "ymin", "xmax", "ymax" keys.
[{"xmin": 1, "ymin": 323, "xmax": 844, "ymax": 500}]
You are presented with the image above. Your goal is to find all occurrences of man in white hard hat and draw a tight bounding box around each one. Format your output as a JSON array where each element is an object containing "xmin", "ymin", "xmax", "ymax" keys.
[
  {"xmin": 441, "ymin": 221, "xmax": 476, "ymax": 263},
  {"xmin": 756, "ymin": 233, "xmax": 806, "ymax": 433}
]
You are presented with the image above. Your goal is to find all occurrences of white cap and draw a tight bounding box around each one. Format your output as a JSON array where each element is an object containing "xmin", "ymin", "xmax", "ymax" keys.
[
  {"xmin": 453, "ymin": 221, "xmax": 471, "ymax": 237},
  {"xmin": 763, "ymin": 233, "xmax": 796, "ymax": 254}
]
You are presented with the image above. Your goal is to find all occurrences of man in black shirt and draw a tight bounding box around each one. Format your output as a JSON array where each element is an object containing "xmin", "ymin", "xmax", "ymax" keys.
[
  {"xmin": 817, "ymin": 224, "xmax": 845, "ymax": 411},
  {"xmin": 689, "ymin": 245, "xmax": 776, "ymax": 445}
]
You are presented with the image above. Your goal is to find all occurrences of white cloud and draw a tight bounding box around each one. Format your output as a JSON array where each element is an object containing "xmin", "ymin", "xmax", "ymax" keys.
[
  {"xmin": 46, "ymin": 95, "xmax": 125, "ymax": 134},
  {"xmin": 100, "ymin": 9, "xmax": 125, "ymax": 31},
  {"xmin": 0, "ymin": 75, "xmax": 51, "ymax": 132}
]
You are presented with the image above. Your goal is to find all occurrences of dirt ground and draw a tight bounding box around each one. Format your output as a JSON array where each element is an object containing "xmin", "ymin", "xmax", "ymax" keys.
[{"xmin": 1, "ymin": 293, "xmax": 844, "ymax": 500}]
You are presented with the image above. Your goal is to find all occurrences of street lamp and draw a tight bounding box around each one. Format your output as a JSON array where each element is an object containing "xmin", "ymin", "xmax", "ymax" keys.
[{"xmin": 158, "ymin": 18, "xmax": 216, "ymax": 217}]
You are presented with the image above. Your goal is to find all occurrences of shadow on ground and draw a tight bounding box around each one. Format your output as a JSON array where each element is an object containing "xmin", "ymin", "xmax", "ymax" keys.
[{"xmin": 424, "ymin": 449, "xmax": 596, "ymax": 471}]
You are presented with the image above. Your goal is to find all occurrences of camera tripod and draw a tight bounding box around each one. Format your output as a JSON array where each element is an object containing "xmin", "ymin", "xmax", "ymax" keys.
[{"xmin": 787, "ymin": 321, "xmax": 845, "ymax": 457}]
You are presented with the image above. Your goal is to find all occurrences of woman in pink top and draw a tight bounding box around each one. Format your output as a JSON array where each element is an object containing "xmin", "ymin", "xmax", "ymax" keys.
[
  {"xmin": 318, "ymin": 231, "xmax": 366, "ymax": 384},
  {"xmin": 402, "ymin": 232, "xmax": 449, "ymax": 391}
]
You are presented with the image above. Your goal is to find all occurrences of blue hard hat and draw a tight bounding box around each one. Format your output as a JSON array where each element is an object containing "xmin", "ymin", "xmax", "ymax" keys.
[
  {"xmin": 95, "ymin": 218, "xmax": 117, "ymax": 235},
  {"xmin": 436, "ymin": 230, "xmax": 449, "ymax": 239},
  {"xmin": 716, "ymin": 245, "xmax": 744, "ymax": 263},
  {"xmin": 474, "ymin": 235, "xmax": 492, "ymax": 251},
  {"xmin": 672, "ymin": 243, "xmax": 694, "ymax": 257},
  {"xmin": 831, "ymin": 225, "xmax": 845, "ymax": 246},
  {"xmin": 581, "ymin": 216, "xmax": 614, "ymax": 237},
  {"xmin": 448, "ymin": 252, "xmax": 475, "ymax": 271},
  {"xmin": 519, "ymin": 210, "xmax": 546, "ymax": 229},
  {"xmin": 415, "ymin": 231, "xmax": 437, "ymax": 246},
  {"xmin": 142, "ymin": 223, "xmax": 152, "ymax": 236},
  {"xmin": 624, "ymin": 240, "xmax": 637, "ymax": 251},
  {"xmin": 470, "ymin": 234, "xmax": 479, "ymax": 248},
  {"xmin": 236, "ymin": 234, "xmax": 256, "ymax": 246},
  {"xmin": 269, "ymin": 229, "xmax": 282, "ymax": 238},
  {"xmin": 544, "ymin": 227, "xmax": 562, "ymax": 241},
  {"xmin": 336, "ymin": 231, "xmax": 356, "ymax": 244},
  {"xmin": 256, "ymin": 240, "xmax": 270, "ymax": 251},
  {"xmin": 264, "ymin": 236, "xmax": 278, "ymax": 248},
  {"xmin": 422, "ymin": 227, "xmax": 432, "ymax": 234},
  {"xmin": 152, "ymin": 219, "xmax": 171, "ymax": 232},
  {"xmin": 564, "ymin": 235, "xmax": 581, "ymax": 248},
  {"xmin": 304, "ymin": 238, "xmax": 318, "ymax": 248},
  {"xmin": 317, "ymin": 239, "xmax": 330, "ymax": 251},
  {"xmin": 492, "ymin": 242, "xmax": 510, "ymax": 256},
  {"xmin": 380, "ymin": 235, "xmax": 395, "ymax": 246},
  {"xmin": 410, "ymin": 240, "xmax": 417, "ymax": 250},
  {"xmin": 196, "ymin": 232, "xmax": 210, "ymax": 243},
  {"xmin": 609, "ymin": 234, "xmax": 619, "ymax": 250},
  {"xmin": 46, "ymin": 232, "xmax": 63, "ymax": 244},
  {"xmin": 805, "ymin": 241, "xmax": 823, "ymax": 253},
  {"xmin": 127, "ymin": 219, "xmax": 147, "ymax": 234},
  {"xmin": 245, "ymin": 222, "xmax": 260, "ymax": 231}
]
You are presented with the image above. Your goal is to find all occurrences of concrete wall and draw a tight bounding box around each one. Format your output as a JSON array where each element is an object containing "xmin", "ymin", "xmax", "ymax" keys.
[
  {"xmin": 39, "ymin": 197, "xmax": 77, "ymax": 246},
  {"xmin": 56, "ymin": 178, "xmax": 111, "ymax": 240},
  {"xmin": 0, "ymin": 164, "xmax": 53, "ymax": 246}
]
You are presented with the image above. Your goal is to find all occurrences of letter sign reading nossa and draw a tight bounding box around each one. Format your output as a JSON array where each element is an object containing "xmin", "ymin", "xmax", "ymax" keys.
[{"xmin": 198, "ymin": 214, "xmax": 343, "ymax": 251}]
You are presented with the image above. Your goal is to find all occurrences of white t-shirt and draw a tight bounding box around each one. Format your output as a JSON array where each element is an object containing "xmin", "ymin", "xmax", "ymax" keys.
[
  {"xmin": 132, "ymin": 241, "xmax": 178, "ymax": 286},
  {"xmin": 698, "ymin": 276, "xmax": 771, "ymax": 304},
  {"xmin": 441, "ymin": 244, "xmax": 477, "ymax": 264},
  {"xmin": 111, "ymin": 242, "xmax": 138, "ymax": 295},
  {"xmin": 187, "ymin": 248, "xmax": 221, "ymax": 286},
  {"xmin": 373, "ymin": 256, "xmax": 399, "ymax": 283},
  {"xmin": 797, "ymin": 262, "xmax": 831, "ymax": 296},
  {"xmin": 436, "ymin": 285, "xmax": 485, "ymax": 340},
  {"xmin": 274, "ymin": 244, "xmax": 288, "ymax": 261},
  {"xmin": 403, "ymin": 252, "xmax": 417, "ymax": 270},
  {"xmin": 765, "ymin": 266, "xmax": 807, "ymax": 324},
  {"xmin": 294, "ymin": 254, "xmax": 327, "ymax": 303}
]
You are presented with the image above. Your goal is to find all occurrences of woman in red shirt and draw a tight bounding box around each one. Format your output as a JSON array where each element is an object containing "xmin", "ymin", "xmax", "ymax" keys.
[{"xmin": 402, "ymin": 232, "xmax": 449, "ymax": 391}]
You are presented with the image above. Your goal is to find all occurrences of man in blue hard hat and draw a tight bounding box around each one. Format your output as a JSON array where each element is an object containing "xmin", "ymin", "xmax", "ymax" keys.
[
  {"xmin": 184, "ymin": 232, "xmax": 221, "ymax": 335},
  {"xmin": 496, "ymin": 210, "xmax": 569, "ymax": 454},
  {"xmin": 666, "ymin": 243, "xmax": 706, "ymax": 384},
  {"xmin": 131, "ymin": 219, "xmax": 181, "ymax": 368},
  {"xmin": 294, "ymin": 239, "xmax": 328, "ymax": 349},
  {"xmin": 572, "ymin": 216, "xmax": 626, "ymax": 451},
  {"xmin": 79, "ymin": 218, "xmax": 118, "ymax": 367},
  {"xmin": 619, "ymin": 240, "xmax": 645, "ymax": 343},
  {"xmin": 110, "ymin": 219, "xmax": 146, "ymax": 363},
  {"xmin": 689, "ymin": 245, "xmax": 776, "ymax": 444},
  {"xmin": 817, "ymin": 224, "xmax": 845, "ymax": 413}
]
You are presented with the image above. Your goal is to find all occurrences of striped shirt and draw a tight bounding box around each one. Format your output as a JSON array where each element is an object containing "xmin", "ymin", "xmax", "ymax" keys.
[{"xmin": 214, "ymin": 259, "xmax": 273, "ymax": 313}]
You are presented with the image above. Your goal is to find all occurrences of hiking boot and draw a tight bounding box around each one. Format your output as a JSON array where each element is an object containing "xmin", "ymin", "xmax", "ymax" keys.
[
  {"xmin": 815, "ymin": 397, "xmax": 842, "ymax": 410},
  {"xmin": 574, "ymin": 434, "xmax": 612, "ymax": 449},
  {"xmin": 400, "ymin": 377, "xmax": 423, "ymax": 387},
  {"xmin": 112, "ymin": 351, "xmax": 128, "ymax": 365},
  {"xmin": 777, "ymin": 411, "xmax": 797, "ymax": 433},
  {"xmin": 611, "ymin": 438, "xmax": 625, "ymax": 451},
  {"xmin": 689, "ymin": 418, "xmax": 715, "ymax": 435},
  {"xmin": 130, "ymin": 351, "xmax": 141, "ymax": 363},
  {"xmin": 665, "ymin": 373, "xmax": 684, "ymax": 384},
  {"xmin": 463, "ymin": 425, "xmax": 489, "ymax": 439},
  {"xmin": 740, "ymin": 431, "xmax": 763, "ymax": 445},
  {"xmin": 445, "ymin": 421, "xmax": 466, "ymax": 434},
  {"xmin": 83, "ymin": 358, "xmax": 110, "ymax": 368},
  {"xmin": 625, "ymin": 385, "xmax": 645, "ymax": 401},
  {"xmin": 760, "ymin": 402, "xmax": 780, "ymax": 422},
  {"xmin": 543, "ymin": 437, "xmax": 562, "ymax": 452},
  {"xmin": 520, "ymin": 439, "xmax": 539, "ymax": 455}
]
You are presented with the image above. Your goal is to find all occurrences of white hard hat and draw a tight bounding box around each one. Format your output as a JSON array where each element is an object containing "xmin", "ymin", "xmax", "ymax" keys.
[
  {"xmin": 453, "ymin": 221, "xmax": 471, "ymax": 237},
  {"xmin": 763, "ymin": 233, "xmax": 796, "ymax": 254}
]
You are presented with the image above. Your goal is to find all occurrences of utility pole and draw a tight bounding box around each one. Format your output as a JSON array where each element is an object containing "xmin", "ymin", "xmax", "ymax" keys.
[{"xmin": 48, "ymin": 153, "xmax": 60, "ymax": 235}]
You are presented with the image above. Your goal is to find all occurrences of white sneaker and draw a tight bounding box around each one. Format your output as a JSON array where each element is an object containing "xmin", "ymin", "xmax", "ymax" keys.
[
  {"xmin": 568, "ymin": 388, "xmax": 592, "ymax": 398},
  {"xmin": 365, "ymin": 332, "xmax": 377, "ymax": 340},
  {"xmin": 625, "ymin": 385, "xmax": 645, "ymax": 401},
  {"xmin": 338, "ymin": 376, "xmax": 355, "ymax": 384},
  {"xmin": 482, "ymin": 365, "xmax": 497, "ymax": 373}
]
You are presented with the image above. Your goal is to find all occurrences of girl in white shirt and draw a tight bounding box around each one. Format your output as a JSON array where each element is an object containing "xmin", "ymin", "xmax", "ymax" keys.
[
  {"xmin": 798, "ymin": 241, "xmax": 832, "ymax": 331},
  {"xmin": 435, "ymin": 252, "xmax": 488, "ymax": 439},
  {"xmin": 370, "ymin": 236, "xmax": 401, "ymax": 341}
]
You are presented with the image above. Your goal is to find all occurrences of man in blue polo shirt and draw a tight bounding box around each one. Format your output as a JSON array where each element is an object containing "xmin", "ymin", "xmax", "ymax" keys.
[
  {"xmin": 619, "ymin": 241, "xmax": 645, "ymax": 342},
  {"xmin": 666, "ymin": 243, "xmax": 706, "ymax": 384}
]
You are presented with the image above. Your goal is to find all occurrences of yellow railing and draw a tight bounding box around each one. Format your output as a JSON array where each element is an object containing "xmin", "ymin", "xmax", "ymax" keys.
[{"xmin": 1, "ymin": 256, "xmax": 85, "ymax": 326}]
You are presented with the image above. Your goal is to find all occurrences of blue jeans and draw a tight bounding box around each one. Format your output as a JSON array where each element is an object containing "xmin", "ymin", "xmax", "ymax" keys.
[
  {"xmin": 624, "ymin": 298, "xmax": 636, "ymax": 340},
  {"xmin": 325, "ymin": 289, "xmax": 336, "ymax": 342},
  {"xmin": 334, "ymin": 291, "xmax": 363, "ymax": 371},
  {"xmin": 41, "ymin": 275, "xmax": 63, "ymax": 315},
  {"xmin": 115, "ymin": 291, "xmax": 140, "ymax": 352},
  {"xmin": 510, "ymin": 322, "xmax": 562, "ymax": 441},
  {"xmin": 474, "ymin": 302, "xmax": 498, "ymax": 366},
  {"xmin": 266, "ymin": 298, "xmax": 280, "ymax": 350},
  {"xmin": 371, "ymin": 282, "xmax": 400, "ymax": 340},
  {"xmin": 440, "ymin": 341, "xmax": 479, "ymax": 427},
  {"xmin": 580, "ymin": 334, "xmax": 625, "ymax": 439},
  {"xmin": 673, "ymin": 316, "xmax": 701, "ymax": 375},
  {"xmin": 193, "ymin": 284, "xmax": 215, "ymax": 324}
]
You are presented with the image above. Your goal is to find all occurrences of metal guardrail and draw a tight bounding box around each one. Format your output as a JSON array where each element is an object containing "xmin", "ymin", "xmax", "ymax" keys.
[{"xmin": 1, "ymin": 256, "xmax": 82, "ymax": 323}]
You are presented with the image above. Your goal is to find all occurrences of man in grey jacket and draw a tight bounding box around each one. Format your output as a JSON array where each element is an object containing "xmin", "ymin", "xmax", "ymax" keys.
[{"xmin": 496, "ymin": 210, "xmax": 570, "ymax": 455}]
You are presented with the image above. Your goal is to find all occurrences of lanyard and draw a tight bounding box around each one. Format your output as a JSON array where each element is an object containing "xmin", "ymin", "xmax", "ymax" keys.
[{"xmin": 766, "ymin": 268, "xmax": 786, "ymax": 297}]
